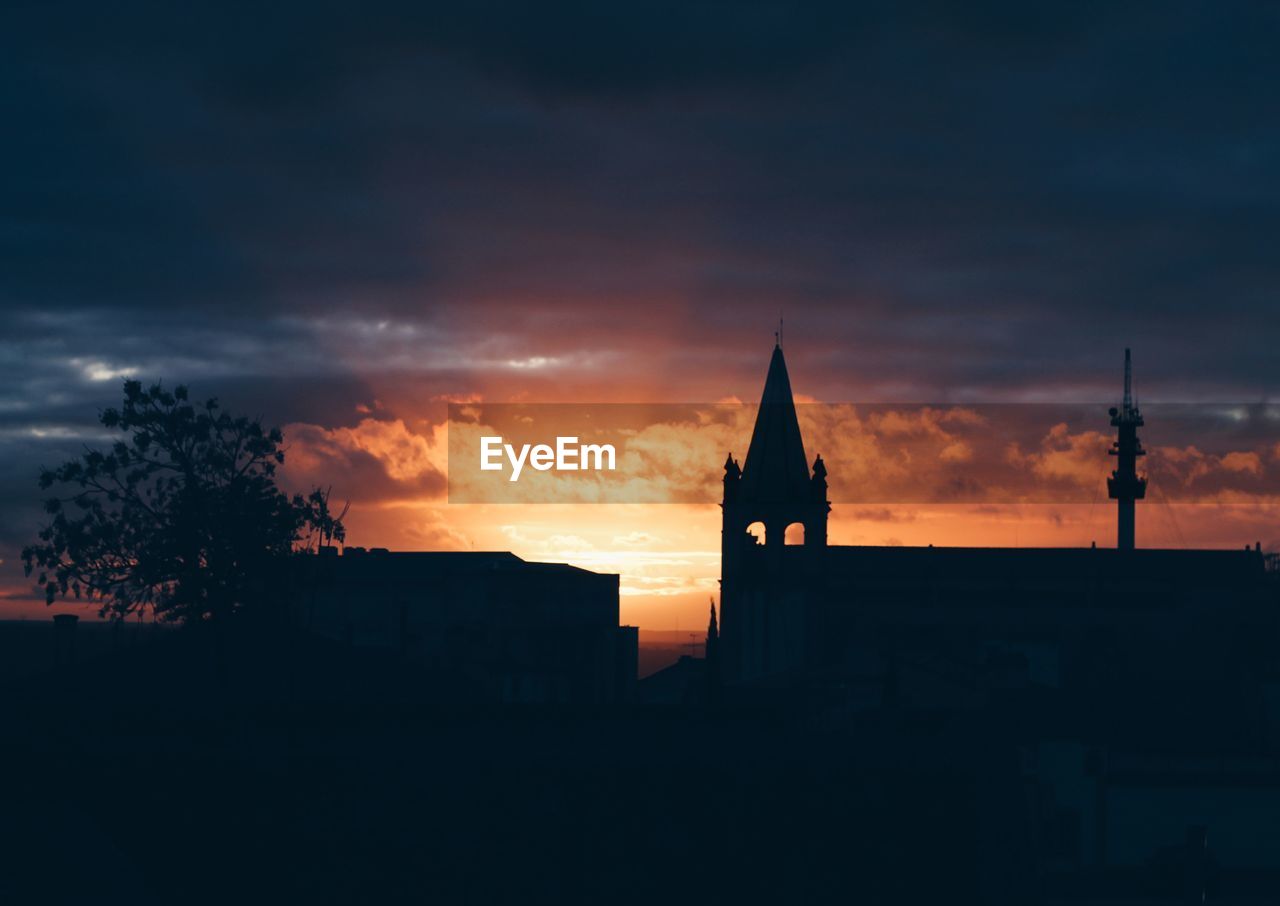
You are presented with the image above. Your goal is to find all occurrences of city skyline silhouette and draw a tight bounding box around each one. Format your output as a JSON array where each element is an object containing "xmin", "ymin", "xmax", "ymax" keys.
[
  {"xmin": 4, "ymin": 4, "xmax": 1280, "ymax": 902},
  {"xmin": 6, "ymin": 340, "xmax": 1278, "ymax": 630}
]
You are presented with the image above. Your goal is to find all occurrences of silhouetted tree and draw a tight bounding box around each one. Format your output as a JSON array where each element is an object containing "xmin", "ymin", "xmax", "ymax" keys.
[
  {"xmin": 299, "ymin": 484, "xmax": 350, "ymax": 554},
  {"xmin": 22, "ymin": 380, "xmax": 345, "ymax": 624}
]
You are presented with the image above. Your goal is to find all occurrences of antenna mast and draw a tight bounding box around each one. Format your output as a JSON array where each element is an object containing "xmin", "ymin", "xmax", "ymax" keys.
[
  {"xmin": 1123, "ymin": 347, "xmax": 1133, "ymax": 414},
  {"xmin": 1108, "ymin": 347, "xmax": 1147, "ymax": 551}
]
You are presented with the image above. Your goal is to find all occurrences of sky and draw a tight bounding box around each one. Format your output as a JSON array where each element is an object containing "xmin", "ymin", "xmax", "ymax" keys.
[{"xmin": 2, "ymin": 2, "xmax": 1279, "ymax": 627}]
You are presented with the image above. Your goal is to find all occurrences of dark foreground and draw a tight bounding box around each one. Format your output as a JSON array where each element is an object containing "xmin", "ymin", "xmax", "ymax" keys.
[{"xmin": 1, "ymin": 623, "xmax": 1276, "ymax": 905}]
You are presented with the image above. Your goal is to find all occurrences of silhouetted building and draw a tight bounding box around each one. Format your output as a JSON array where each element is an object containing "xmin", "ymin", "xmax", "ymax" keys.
[
  {"xmin": 720, "ymin": 342, "xmax": 830, "ymax": 682},
  {"xmin": 615, "ymin": 624, "xmax": 639, "ymax": 702},
  {"xmin": 719, "ymin": 342, "xmax": 1272, "ymax": 692},
  {"xmin": 714, "ymin": 341, "xmax": 1280, "ymax": 899},
  {"xmin": 636, "ymin": 654, "xmax": 707, "ymax": 705},
  {"xmin": 52, "ymin": 613, "xmax": 77, "ymax": 667},
  {"xmin": 299, "ymin": 548, "xmax": 634, "ymax": 704}
]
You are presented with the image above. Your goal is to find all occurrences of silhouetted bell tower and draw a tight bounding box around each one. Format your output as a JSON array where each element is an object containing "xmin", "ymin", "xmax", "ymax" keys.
[
  {"xmin": 719, "ymin": 339, "xmax": 829, "ymax": 682},
  {"xmin": 1107, "ymin": 348, "xmax": 1147, "ymax": 551}
]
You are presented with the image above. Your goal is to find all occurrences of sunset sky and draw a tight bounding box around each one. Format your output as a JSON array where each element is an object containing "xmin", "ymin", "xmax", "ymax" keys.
[{"xmin": 3, "ymin": 3, "xmax": 1279, "ymax": 627}]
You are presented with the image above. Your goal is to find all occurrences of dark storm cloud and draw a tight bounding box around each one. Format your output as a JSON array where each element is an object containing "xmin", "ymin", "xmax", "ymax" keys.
[{"xmin": 6, "ymin": 2, "xmax": 1274, "ymax": 329}]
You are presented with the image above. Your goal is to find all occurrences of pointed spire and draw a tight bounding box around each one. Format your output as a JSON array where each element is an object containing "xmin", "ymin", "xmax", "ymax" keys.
[
  {"xmin": 740, "ymin": 342, "xmax": 810, "ymax": 503},
  {"xmin": 705, "ymin": 597, "xmax": 721, "ymax": 698},
  {"xmin": 722, "ymin": 452, "xmax": 741, "ymax": 503}
]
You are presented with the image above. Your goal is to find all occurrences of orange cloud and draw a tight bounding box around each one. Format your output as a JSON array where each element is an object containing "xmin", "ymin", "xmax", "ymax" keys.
[{"xmin": 281, "ymin": 417, "xmax": 447, "ymax": 503}]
